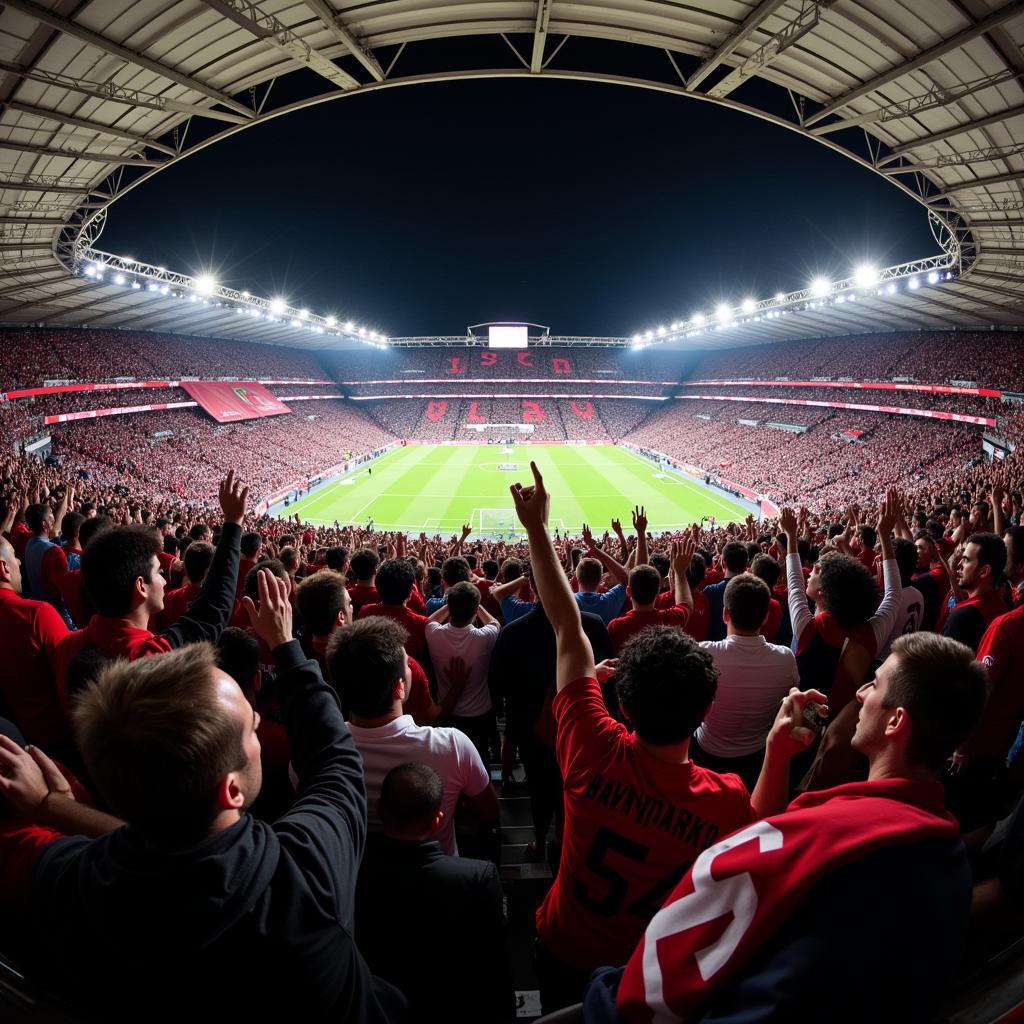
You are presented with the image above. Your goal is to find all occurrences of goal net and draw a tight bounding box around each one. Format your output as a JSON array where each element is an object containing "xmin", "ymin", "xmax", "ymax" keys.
[{"xmin": 473, "ymin": 508, "xmax": 520, "ymax": 536}]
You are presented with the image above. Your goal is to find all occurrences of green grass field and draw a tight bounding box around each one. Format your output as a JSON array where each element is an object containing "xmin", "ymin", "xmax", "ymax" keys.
[{"xmin": 285, "ymin": 445, "xmax": 750, "ymax": 535}]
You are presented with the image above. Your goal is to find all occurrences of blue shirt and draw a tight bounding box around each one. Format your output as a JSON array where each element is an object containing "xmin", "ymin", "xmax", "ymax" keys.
[
  {"xmin": 704, "ymin": 578, "xmax": 730, "ymax": 641},
  {"xmin": 574, "ymin": 584, "xmax": 626, "ymax": 626},
  {"xmin": 424, "ymin": 595, "xmax": 447, "ymax": 615},
  {"xmin": 500, "ymin": 595, "xmax": 535, "ymax": 624}
]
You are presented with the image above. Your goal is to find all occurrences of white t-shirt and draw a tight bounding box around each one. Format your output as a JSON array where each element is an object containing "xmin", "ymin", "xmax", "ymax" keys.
[
  {"xmin": 696, "ymin": 633, "xmax": 801, "ymax": 757},
  {"xmin": 877, "ymin": 584, "xmax": 924, "ymax": 661},
  {"xmin": 425, "ymin": 620, "xmax": 500, "ymax": 717},
  {"xmin": 348, "ymin": 715, "xmax": 491, "ymax": 855}
]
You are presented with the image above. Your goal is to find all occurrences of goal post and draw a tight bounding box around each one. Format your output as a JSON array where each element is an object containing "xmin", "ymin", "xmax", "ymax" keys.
[{"xmin": 473, "ymin": 508, "xmax": 520, "ymax": 536}]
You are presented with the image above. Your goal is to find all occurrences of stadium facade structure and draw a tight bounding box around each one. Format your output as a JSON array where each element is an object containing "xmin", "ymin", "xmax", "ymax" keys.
[{"xmin": 2, "ymin": 1, "xmax": 1024, "ymax": 349}]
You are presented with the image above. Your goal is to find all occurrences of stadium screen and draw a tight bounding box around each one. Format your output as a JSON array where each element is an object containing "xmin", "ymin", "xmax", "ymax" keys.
[{"xmin": 488, "ymin": 324, "xmax": 528, "ymax": 348}]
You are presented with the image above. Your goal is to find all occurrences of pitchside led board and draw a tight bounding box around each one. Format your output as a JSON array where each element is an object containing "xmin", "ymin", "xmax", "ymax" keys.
[
  {"xmin": 488, "ymin": 324, "xmax": 528, "ymax": 348},
  {"xmin": 180, "ymin": 380, "xmax": 291, "ymax": 423}
]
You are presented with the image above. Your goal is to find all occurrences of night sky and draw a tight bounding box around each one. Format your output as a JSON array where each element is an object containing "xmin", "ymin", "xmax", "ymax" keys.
[{"xmin": 99, "ymin": 40, "xmax": 936, "ymax": 339}]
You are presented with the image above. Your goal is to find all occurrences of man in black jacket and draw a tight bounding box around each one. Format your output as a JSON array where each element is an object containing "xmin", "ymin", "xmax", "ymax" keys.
[
  {"xmin": 489, "ymin": 602, "xmax": 612, "ymax": 862},
  {"xmin": 356, "ymin": 762, "xmax": 514, "ymax": 1022},
  {"xmin": 26, "ymin": 569, "xmax": 405, "ymax": 1022}
]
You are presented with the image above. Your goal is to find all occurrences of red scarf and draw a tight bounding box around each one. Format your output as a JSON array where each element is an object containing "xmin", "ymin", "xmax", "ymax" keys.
[{"xmin": 616, "ymin": 778, "xmax": 958, "ymax": 1023}]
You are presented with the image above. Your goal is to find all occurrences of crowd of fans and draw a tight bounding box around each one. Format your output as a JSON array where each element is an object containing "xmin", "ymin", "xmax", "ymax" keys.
[
  {"xmin": 0, "ymin": 329, "xmax": 329, "ymax": 390},
  {"xmin": 1, "ymin": 428, "xmax": 1023, "ymax": 1022},
  {"xmin": 688, "ymin": 329, "xmax": 1024, "ymax": 391}
]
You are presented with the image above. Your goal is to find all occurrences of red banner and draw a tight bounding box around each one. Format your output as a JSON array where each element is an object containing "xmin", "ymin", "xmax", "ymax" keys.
[
  {"xmin": 180, "ymin": 381, "xmax": 291, "ymax": 423},
  {"xmin": 44, "ymin": 401, "xmax": 197, "ymax": 424}
]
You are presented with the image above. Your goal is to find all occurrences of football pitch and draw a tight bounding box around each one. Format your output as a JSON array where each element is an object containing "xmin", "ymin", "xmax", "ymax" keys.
[{"xmin": 285, "ymin": 445, "xmax": 750, "ymax": 535}]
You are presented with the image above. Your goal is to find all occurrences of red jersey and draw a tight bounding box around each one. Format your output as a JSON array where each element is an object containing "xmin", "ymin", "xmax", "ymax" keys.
[
  {"xmin": 10, "ymin": 523, "xmax": 31, "ymax": 562},
  {"xmin": 403, "ymin": 656, "xmax": 433, "ymax": 725},
  {"xmin": 608, "ymin": 605, "xmax": 691, "ymax": 654},
  {"xmin": 973, "ymin": 604, "xmax": 1024, "ymax": 758},
  {"xmin": 237, "ymin": 556, "xmax": 259, "ymax": 599},
  {"xmin": 406, "ymin": 587, "xmax": 426, "ymax": 615},
  {"xmin": 0, "ymin": 587, "xmax": 72, "ymax": 748},
  {"xmin": 475, "ymin": 578, "xmax": 502, "ymax": 621},
  {"xmin": 157, "ymin": 550, "xmax": 176, "ymax": 577},
  {"xmin": 160, "ymin": 582, "xmax": 201, "ymax": 629},
  {"xmin": 51, "ymin": 616, "xmax": 173, "ymax": 712},
  {"xmin": 58, "ymin": 570, "xmax": 86, "ymax": 629},
  {"xmin": 536, "ymin": 677, "xmax": 755, "ymax": 972},
  {"xmin": 357, "ymin": 603, "xmax": 428, "ymax": 662},
  {"xmin": 657, "ymin": 589, "xmax": 709, "ymax": 642},
  {"xmin": 760, "ymin": 596, "xmax": 783, "ymax": 645},
  {"xmin": 347, "ymin": 581, "xmax": 380, "ymax": 614}
]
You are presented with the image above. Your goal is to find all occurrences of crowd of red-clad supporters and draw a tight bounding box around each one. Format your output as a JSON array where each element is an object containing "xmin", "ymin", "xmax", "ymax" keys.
[
  {"xmin": 3, "ymin": 328, "xmax": 1024, "ymax": 1021},
  {"xmin": 1, "ymin": 421, "xmax": 1024, "ymax": 1020}
]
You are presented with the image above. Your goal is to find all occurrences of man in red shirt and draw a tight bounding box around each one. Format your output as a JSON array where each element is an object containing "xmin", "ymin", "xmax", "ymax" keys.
[
  {"xmin": 0, "ymin": 537, "xmax": 71, "ymax": 753},
  {"xmin": 237, "ymin": 531, "xmax": 263, "ymax": 600},
  {"xmin": 509, "ymin": 463, "xmax": 821, "ymax": 1013},
  {"xmin": 657, "ymin": 554, "xmax": 709, "ymax": 642},
  {"xmin": 942, "ymin": 533, "xmax": 1008, "ymax": 653},
  {"xmin": 358, "ymin": 558, "xmax": 429, "ymax": 664},
  {"xmin": 608, "ymin": 552, "xmax": 694, "ymax": 653},
  {"xmin": 347, "ymin": 548, "xmax": 380, "ymax": 614},
  {"xmin": 50, "ymin": 471, "xmax": 248, "ymax": 710},
  {"xmin": 160, "ymin": 541, "xmax": 215, "ymax": 629}
]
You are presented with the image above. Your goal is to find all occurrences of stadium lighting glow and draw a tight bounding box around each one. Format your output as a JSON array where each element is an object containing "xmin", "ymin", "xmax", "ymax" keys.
[
  {"xmin": 242, "ymin": 290, "xmax": 250, "ymax": 298},
  {"xmin": 344, "ymin": 321, "xmax": 354, "ymax": 332},
  {"xmin": 886, "ymin": 283, "xmax": 897, "ymax": 295},
  {"xmin": 836, "ymin": 294, "xmax": 845, "ymax": 303},
  {"xmin": 774, "ymin": 292, "xmax": 785, "ymax": 303},
  {"xmin": 853, "ymin": 264, "xmax": 878, "ymax": 289},
  {"xmin": 670, "ymin": 321, "xmax": 679, "ymax": 330},
  {"xmin": 325, "ymin": 315, "xmax": 336, "ymax": 327},
  {"xmin": 131, "ymin": 280, "xmax": 141, "ymax": 290},
  {"xmin": 810, "ymin": 276, "xmax": 830, "ymax": 298},
  {"xmin": 290, "ymin": 319, "xmax": 301, "ymax": 328},
  {"xmin": 928, "ymin": 271, "xmax": 939, "ymax": 284},
  {"xmin": 195, "ymin": 274, "xmax": 216, "ymax": 296},
  {"xmin": 358, "ymin": 327, "xmax": 366, "ymax": 336},
  {"xmin": 741, "ymin": 298, "xmax": 756, "ymax": 314},
  {"xmin": 657, "ymin": 326, "xmax": 666, "ymax": 337},
  {"xmin": 715, "ymin": 303, "xmax": 731, "ymax": 323},
  {"xmin": 148, "ymin": 283, "xmax": 159, "ymax": 292},
  {"xmin": 113, "ymin": 273, "xmax": 125, "ymax": 285},
  {"xmin": 692, "ymin": 313, "xmax": 706, "ymax": 327},
  {"xmin": 632, "ymin": 334, "xmax": 641, "ymax": 343},
  {"xmin": 269, "ymin": 297, "xmax": 287, "ymax": 315},
  {"xmin": 299, "ymin": 308, "xmax": 309, "ymax": 319}
]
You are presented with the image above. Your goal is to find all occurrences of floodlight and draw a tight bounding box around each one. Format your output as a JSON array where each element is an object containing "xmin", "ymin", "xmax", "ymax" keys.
[
  {"xmin": 344, "ymin": 321, "xmax": 354, "ymax": 332},
  {"xmin": 325, "ymin": 315, "xmax": 336, "ymax": 327},
  {"xmin": 741, "ymin": 297, "xmax": 756, "ymax": 314},
  {"xmin": 809, "ymin": 276, "xmax": 830, "ymax": 298},
  {"xmin": 632, "ymin": 334, "xmax": 641, "ymax": 343},
  {"xmin": 113, "ymin": 273, "xmax": 125, "ymax": 285},
  {"xmin": 242, "ymin": 290, "xmax": 250, "ymax": 298},
  {"xmin": 291, "ymin": 319, "xmax": 301, "ymax": 328},
  {"xmin": 358, "ymin": 327, "xmax": 367, "ymax": 336},
  {"xmin": 886, "ymin": 283, "xmax": 897, "ymax": 295},
  {"xmin": 716, "ymin": 303, "xmax": 731, "ymax": 322},
  {"xmin": 927, "ymin": 271, "xmax": 939, "ymax": 284},
  {"xmin": 836, "ymin": 294, "xmax": 845, "ymax": 303},
  {"xmin": 644, "ymin": 330, "xmax": 653, "ymax": 341},
  {"xmin": 299, "ymin": 308, "xmax": 309, "ymax": 319},
  {"xmin": 774, "ymin": 292, "xmax": 785, "ymax": 303},
  {"xmin": 670, "ymin": 321, "xmax": 679, "ymax": 331},
  {"xmin": 270, "ymin": 297, "xmax": 287, "ymax": 315},
  {"xmin": 692, "ymin": 313, "xmax": 705, "ymax": 327},
  {"xmin": 131, "ymin": 280, "xmax": 141, "ymax": 290},
  {"xmin": 657, "ymin": 325, "xmax": 666, "ymax": 336},
  {"xmin": 853, "ymin": 264, "xmax": 878, "ymax": 289},
  {"xmin": 195, "ymin": 274, "xmax": 216, "ymax": 296}
]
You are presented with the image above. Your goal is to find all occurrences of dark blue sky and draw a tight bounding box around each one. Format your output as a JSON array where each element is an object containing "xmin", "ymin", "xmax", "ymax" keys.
[{"xmin": 101, "ymin": 68, "xmax": 936, "ymax": 338}]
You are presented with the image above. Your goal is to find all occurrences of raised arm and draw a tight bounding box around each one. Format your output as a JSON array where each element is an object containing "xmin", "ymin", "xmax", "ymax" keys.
[
  {"xmin": 632, "ymin": 505, "xmax": 649, "ymax": 567},
  {"xmin": 781, "ymin": 506, "xmax": 814, "ymax": 647},
  {"xmin": 868, "ymin": 490, "xmax": 904, "ymax": 653},
  {"xmin": 511, "ymin": 463, "xmax": 594, "ymax": 691},
  {"xmin": 611, "ymin": 517, "xmax": 629, "ymax": 564},
  {"xmin": 672, "ymin": 537, "xmax": 696, "ymax": 611},
  {"xmin": 162, "ymin": 470, "xmax": 247, "ymax": 649}
]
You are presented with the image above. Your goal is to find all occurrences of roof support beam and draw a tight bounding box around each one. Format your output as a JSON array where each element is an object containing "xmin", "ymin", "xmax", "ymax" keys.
[
  {"xmin": 806, "ymin": 0, "xmax": 1024, "ymax": 127},
  {"xmin": 300, "ymin": 0, "xmax": 384, "ymax": 81},
  {"xmin": 936, "ymin": 169, "xmax": 1024, "ymax": 195},
  {"xmin": 907, "ymin": 289, "xmax": 1001, "ymax": 322},
  {"xmin": 4, "ymin": 100, "xmax": 178, "ymax": 157},
  {"xmin": 686, "ymin": 0, "xmax": 791, "ymax": 91},
  {"xmin": 952, "ymin": 278, "xmax": 1024, "ymax": 304},
  {"xmin": 201, "ymin": 0, "xmax": 359, "ymax": 90},
  {"xmin": 872, "ymin": 103, "xmax": 1024, "ymax": 162},
  {"xmin": 0, "ymin": 138, "xmax": 164, "ymax": 166},
  {"xmin": 0, "ymin": 271, "xmax": 69, "ymax": 299},
  {"xmin": 2, "ymin": 0, "xmax": 251, "ymax": 116},
  {"xmin": 0, "ymin": 179, "xmax": 94, "ymax": 194},
  {"xmin": 0, "ymin": 216, "xmax": 63, "ymax": 225},
  {"xmin": 530, "ymin": 0, "xmax": 554, "ymax": 73}
]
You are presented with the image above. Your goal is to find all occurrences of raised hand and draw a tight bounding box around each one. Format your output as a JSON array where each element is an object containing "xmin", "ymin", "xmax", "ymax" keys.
[
  {"xmin": 631, "ymin": 505, "xmax": 648, "ymax": 534},
  {"xmin": 610, "ymin": 517, "xmax": 624, "ymax": 535},
  {"xmin": 671, "ymin": 536, "xmax": 695, "ymax": 576},
  {"xmin": 779, "ymin": 506, "xmax": 798, "ymax": 540},
  {"xmin": 766, "ymin": 687, "xmax": 829, "ymax": 759},
  {"xmin": 218, "ymin": 470, "xmax": 249, "ymax": 526},
  {"xmin": 461, "ymin": 523, "xmax": 472, "ymax": 540},
  {"xmin": 581, "ymin": 523, "xmax": 596, "ymax": 551},
  {"xmin": 877, "ymin": 489, "xmax": 900, "ymax": 537},
  {"xmin": 242, "ymin": 569, "xmax": 293, "ymax": 650},
  {"xmin": 510, "ymin": 462, "xmax": 549, "ymax": 532}
]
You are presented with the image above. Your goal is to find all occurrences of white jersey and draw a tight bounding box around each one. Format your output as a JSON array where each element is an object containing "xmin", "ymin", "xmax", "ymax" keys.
[{"xmin": 877, "ymin": 584, "xmax": 924, "ymax": 661}]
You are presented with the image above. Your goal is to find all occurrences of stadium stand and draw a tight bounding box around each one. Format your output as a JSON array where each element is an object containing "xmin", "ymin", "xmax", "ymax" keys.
[{"xmin": 2, "ymin": 326, "xmax": 1024, "ymax": 1024}]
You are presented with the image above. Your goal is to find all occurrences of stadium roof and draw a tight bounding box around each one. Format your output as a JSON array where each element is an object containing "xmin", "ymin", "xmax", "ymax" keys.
[{"xmin": 2, "ymin": 0, "xmax": 1024, "ymax": 349}]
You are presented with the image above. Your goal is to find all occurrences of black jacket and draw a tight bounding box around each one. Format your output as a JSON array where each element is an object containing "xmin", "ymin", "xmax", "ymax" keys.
[
  {"xmin": 356, "ymin": 834, "xmax": 514, "ymax": 1023},
  {"xmin": 31, "ymin": 641, "xmax": 405, "ymax": 1022}
]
